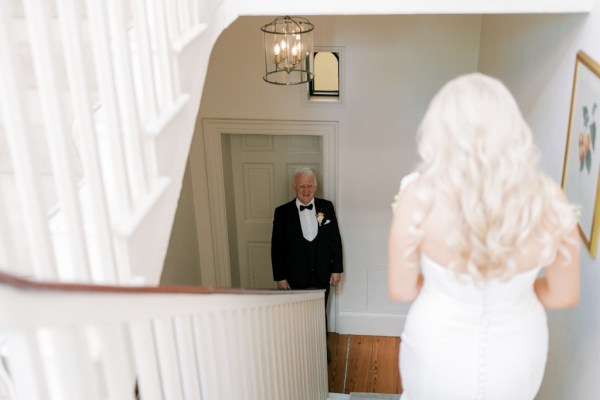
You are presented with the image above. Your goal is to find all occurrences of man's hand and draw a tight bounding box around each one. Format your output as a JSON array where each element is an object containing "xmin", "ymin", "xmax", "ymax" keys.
[
  {"xmin": 277, "ymin": 279, "xmax": 291, "ymax": 289},
  {"xmin": 330, "ymin": 273, "xmax": 342, "ymax": 287}
]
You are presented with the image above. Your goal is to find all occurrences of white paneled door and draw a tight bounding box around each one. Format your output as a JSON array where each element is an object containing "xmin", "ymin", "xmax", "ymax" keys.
[{"xmin": 228, "ymin": 134, "xmax": 322, "ymax": 289}]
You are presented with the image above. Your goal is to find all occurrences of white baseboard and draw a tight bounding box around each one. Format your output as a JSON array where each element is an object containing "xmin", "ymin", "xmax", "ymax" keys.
[
  {"xmin": 328, "ymin": 394, "xmax": 350, "ymax": 400},
  {"xmin": 336, "ymin": 312, "xmax": 406, "ymax": 337}
]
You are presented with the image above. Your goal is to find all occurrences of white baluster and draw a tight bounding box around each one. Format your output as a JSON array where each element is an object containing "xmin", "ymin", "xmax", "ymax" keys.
[
  {"xmin": 219, "ymin": 311, "xmax": 239, "ymax": 399},
  {"xmin": 277, "ymin": 304, "xmax": 291, "ymax": 399},
  {"xmin": 152, "ymin": 318, "xmax": 184, "ymax": 400},
  {"xmin": 299, "ymin": 300, "xmax": 312, "ymax": 394},
  {"xmin": 261, "ymin": 306, "xmax": 280, "ymax": 400},
  {"xmin": 22, "ymin": 0, "xmax": 91, "ymax": 282},
  {"xmin": 56, "ymin": 0, "xmax": 119, "ymax": 284},
  {"xmin": 4, "ymin": 331, "xmax": 49, "ymax": 400},
  {"xmin": 188, "ymin": 0, "xmax": 200, "ymax": 28},
  {"xmin": 173, "ymin": 315, "xmax": 203, "ymax": 399},
  {"xmin": 94, "ymin": 323, "xmax": 136, "ymax": 400},
  {"xmin": 289, "ymin": 303, "xmax": 303, "ymax": 399},
  {"xmin": 0, "ymin": 0, "xmax": 57, "ymax": 280},
  {"xmin": 177, "ymin": 0, "xmax": 190, "ymax": 37},
  {"xmin": 246, "ymin": 307, "xmax": 268, "ymax": 399},
  {"xmin": 129, "ymin": 320, "xmax": 164, "ymax": 400},
  {"xmin": 232, "ymin": 309, "xmax": 253, "ymax": 399},
  {"xmin": 192, "ymin": 313, "xmax": 220, "ymax": 400},
  {"xmin": 105, "ymin": 0, "xmax": 148, "ymax": 203},
  {"xmin": 132, "ymin": 0, "xmax": 159, "ymax": 123},
  {"xmin": 0, "ymin": 201, "xmax": 11, "ymax": 269},
  {"xmin": 151, "ymin": 0, "xmax": 177, "ymax": 107},
  {"xmin": 171, "ymin": 0, "xmax": 208, "ymax": 54},
  {"xmin": 314, "ymin": 298, "xmax": 328, "ymax": 398},
  {"xmin": 84, "ymin": 0, "xmax": 132, "ymax": 222},
  {"xmin": 38, "ymin": 328, "xmax": 96, "ymax": 400}
]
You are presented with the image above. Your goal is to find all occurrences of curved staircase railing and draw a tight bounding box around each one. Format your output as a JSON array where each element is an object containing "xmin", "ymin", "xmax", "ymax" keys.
[{"xmin": 0, "ymin": 272, "xmax": 329, "ymax": 400}]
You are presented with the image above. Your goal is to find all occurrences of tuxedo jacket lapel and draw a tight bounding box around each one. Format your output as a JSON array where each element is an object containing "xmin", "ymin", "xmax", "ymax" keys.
[{"xmin": 289, "ymin": 200, "xmax": 304, "ymax": 239}]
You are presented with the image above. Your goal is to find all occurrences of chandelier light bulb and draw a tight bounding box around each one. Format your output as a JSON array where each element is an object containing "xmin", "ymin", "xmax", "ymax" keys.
[{"xmin": 273, "ymin": 43, "xmax": 281, "ymax": 63}]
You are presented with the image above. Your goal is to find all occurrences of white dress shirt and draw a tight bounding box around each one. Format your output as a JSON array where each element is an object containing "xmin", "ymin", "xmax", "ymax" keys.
[{"xmin": 296, "ymin": 199, "xmax": 318, "ymax": 241}]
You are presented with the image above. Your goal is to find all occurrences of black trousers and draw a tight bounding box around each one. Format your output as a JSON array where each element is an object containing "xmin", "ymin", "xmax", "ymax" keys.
[
  {"xmin": 307, "ymin": 270, "xmax": 330, "ymax": 335},
  {"xmin": 304, "ymin": 238, "xmax": 329, "ymax": 334}
]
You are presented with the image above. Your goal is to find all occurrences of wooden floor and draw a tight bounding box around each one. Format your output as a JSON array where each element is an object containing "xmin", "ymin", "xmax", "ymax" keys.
[{"xmin": 327, "ymin": 333, "xmax": 402, "ymax": 395}]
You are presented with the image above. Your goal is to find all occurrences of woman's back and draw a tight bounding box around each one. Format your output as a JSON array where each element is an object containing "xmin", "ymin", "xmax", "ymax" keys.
[
  {"xmin": 388, "ymin": 74, "xmax": 580, "ymax": 400},
  {"xmin": 400, "ymin": 254, "xmax": 548, "ymax": 400},
  {"xmin": 417, "ymin": 187, "xmax": 547, "ymax": 276}
]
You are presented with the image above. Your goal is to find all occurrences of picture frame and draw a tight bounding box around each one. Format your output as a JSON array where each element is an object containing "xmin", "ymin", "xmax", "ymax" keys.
[{"xmin": 562, "ymin": 50, "xmax": 600, "ymax": 258}]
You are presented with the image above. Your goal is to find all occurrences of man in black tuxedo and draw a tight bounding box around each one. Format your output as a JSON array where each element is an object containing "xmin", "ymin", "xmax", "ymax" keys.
[{"xmin": 271, "ymin": 167, "xmax": 343, "ymax": 305}]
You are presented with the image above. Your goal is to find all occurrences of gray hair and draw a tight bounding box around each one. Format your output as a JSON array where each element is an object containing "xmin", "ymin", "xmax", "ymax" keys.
[{"xmin": 292, "ymin": 167, "xmax": 317, "ymax": 186}]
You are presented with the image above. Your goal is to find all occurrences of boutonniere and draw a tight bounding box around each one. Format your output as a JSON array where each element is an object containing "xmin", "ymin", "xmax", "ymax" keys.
[{"xmin": 316, "ymin": 212, "xmax": 325, "ymax": 226}]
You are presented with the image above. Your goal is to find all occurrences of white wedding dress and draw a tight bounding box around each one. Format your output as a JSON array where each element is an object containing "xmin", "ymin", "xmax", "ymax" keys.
[{"xmin": 399, "ymin": 254, "xmax": 548, "ymax": 400}]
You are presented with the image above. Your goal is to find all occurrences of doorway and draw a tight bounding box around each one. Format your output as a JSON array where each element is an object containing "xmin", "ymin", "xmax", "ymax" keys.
[
  {"xmin": 202, "ymin": 119, "xmax": 339, "ymax": 328},
  {"xmin": 222, "ymin": 134, "xmax": 323, "ymax": 289}
]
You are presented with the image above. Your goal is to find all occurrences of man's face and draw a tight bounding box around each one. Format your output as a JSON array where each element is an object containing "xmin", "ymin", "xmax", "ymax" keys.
[{"xmin": 293, "ymin": 174, "xmax": 317, "ymax": 205}]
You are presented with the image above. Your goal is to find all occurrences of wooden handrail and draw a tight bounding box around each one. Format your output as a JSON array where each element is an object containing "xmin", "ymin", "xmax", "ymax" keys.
[{"xmin": 0, "ymin": 270, "xmax": 316, "ymax": 296}]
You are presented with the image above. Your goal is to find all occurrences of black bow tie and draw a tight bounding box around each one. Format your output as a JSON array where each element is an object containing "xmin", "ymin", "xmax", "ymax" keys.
[{"xmin": 299, "ymin": 204, "xmax": 313, "ymax": 211}]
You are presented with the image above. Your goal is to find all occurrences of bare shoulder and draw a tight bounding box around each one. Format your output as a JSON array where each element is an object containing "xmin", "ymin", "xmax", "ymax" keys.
[{"xmin": 392, "ymin": 173, "xmax": 422, "ymax": 214}]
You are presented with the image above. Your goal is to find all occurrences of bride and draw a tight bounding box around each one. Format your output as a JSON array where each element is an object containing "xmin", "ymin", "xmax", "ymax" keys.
[{"xmin": 388, "ymin": 73, "xmax": 580, "ymax": 400}]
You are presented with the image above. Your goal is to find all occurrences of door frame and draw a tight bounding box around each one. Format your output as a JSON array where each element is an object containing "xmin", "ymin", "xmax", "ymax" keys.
[{"xmin": 202, "ymin": 118, "xmax": 339, "ymax": 328}]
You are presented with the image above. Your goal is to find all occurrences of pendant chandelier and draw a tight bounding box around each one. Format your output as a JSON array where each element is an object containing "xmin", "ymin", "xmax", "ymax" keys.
[{"xmin": 261, "ymin": 16, "xmax": 314, "ymax": 85}]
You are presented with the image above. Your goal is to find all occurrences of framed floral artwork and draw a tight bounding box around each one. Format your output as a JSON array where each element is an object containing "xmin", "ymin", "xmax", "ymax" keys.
[{"xmin": 562, "ymin": 50, "xmax": 600, "ymax": 257}]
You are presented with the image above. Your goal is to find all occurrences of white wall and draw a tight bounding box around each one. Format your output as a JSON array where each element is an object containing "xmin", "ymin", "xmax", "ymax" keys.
[
  {"xmin": 161, "ymin": 161, "xmax": 202, "ymax": 285},
  {"xmin": 193, "ymin": 15, "xmax": 482, "ymax": 335},
  {"xmin": 479, "ymin": 6, "xmax": 600, "ymax": 399},
  {"xmin": 160, "ymin": 6, "xmax": 600, "ymax": 397}
]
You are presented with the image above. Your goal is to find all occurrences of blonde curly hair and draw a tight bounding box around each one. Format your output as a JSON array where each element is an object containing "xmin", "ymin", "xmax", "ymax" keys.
[{"xmin": 402, "ymin": 73, "xmax": 576, "ymax": 280}]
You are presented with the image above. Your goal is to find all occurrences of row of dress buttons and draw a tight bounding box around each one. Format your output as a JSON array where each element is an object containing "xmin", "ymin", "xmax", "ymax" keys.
[{"xmin": 477, "ymin": 285, "xmax": 490, "ymax": 400}]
